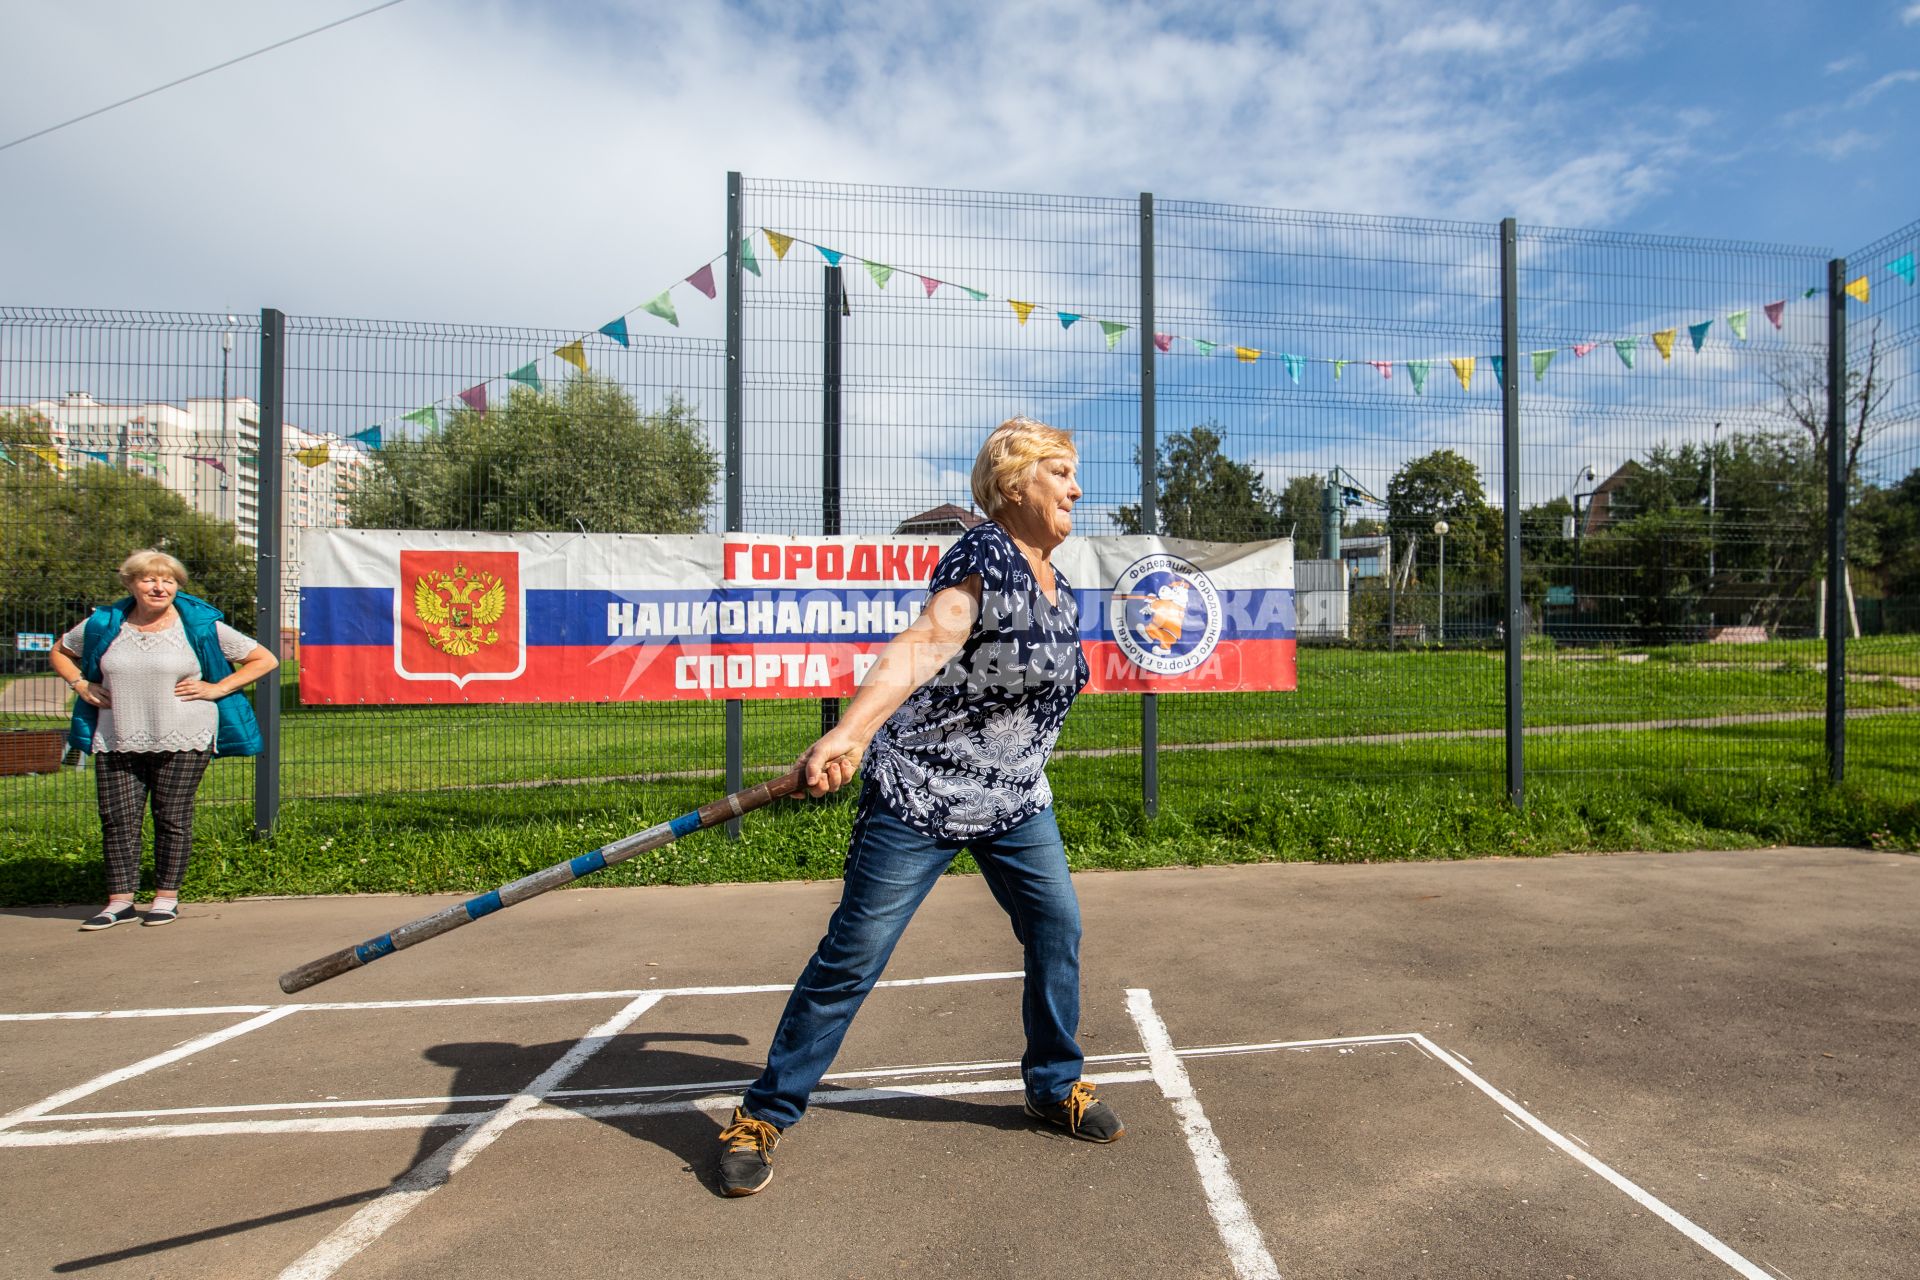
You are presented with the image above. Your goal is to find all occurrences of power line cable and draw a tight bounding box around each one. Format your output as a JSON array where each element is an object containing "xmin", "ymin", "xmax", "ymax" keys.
[{"xmin": 0, "ymin": 0, "xmax": 411, "ymax": 156}]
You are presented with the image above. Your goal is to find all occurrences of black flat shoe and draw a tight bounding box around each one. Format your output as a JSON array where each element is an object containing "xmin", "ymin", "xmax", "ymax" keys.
[
  {"xmin": 141, "ymin": 905, "xmax": 179, "ymax": 927},
  {"xmin": 80, "ymin": 904, "xmax": 139, "ymax": 931}
]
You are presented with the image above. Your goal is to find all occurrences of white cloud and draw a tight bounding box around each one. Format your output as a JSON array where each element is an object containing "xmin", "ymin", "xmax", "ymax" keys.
[{"xmin": 1903, "ymin": 2, "xmax": 1920, "ymax": 25}]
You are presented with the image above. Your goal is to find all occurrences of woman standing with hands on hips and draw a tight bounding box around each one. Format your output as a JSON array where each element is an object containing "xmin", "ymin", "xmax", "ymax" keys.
[
  {"xmin": 50, "ymin": 550, "xmax": 277, "ymax": 931},
  {"xmin": 716, "ymin": 416, "xmax": 1122, "ymax": 1198}
]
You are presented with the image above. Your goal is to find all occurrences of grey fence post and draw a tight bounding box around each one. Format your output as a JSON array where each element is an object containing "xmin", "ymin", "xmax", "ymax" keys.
[
  {"xmin": 1500, "ymin": 218, "xmax": 1524, "ymax": 807},
  {"xmin": 821, "ymin": 264, "xmax": 844, "ymax": 738},
  {"xmin": 1826, "ymin": 257, "xmax": 1848, "ymax": 783},
  {"xmin": 1138, "ymin": 192, "xmax": 1159, "ymax": 819},
  {"xmin": 254, "ymin": 308, "xmax": 286, "ymax": 836},
  {"xmin": 725, "ymin": 171, "xmax": 745, "ymax": 835}
]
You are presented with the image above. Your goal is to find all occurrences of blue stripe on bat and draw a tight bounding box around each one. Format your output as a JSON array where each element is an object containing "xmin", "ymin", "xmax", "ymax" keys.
[
  {"xmin": 670, "ymin": 811, "xmax": 703, "ymax": 837},
  {"xmin": 355, "ymin": 935, "xmax": 395, "ymax": 964},
  {"xmin": 571, "ymin": 851, "xmax": 607, "ymax": 877},
  {"xmin": 466, "ymin": 890, "xmax": 504, "ymax": 920}
]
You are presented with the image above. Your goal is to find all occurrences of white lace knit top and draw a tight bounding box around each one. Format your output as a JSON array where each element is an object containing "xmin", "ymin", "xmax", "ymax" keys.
[{"xmin": 60, "ymin": 617, "xmax": 259, "ymax": 754}]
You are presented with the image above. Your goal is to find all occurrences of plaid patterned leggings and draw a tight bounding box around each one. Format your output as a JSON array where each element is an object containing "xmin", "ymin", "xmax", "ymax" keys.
[{"xmin": 95, "ymin": 750, "xmax": 213, "ymax": 895}]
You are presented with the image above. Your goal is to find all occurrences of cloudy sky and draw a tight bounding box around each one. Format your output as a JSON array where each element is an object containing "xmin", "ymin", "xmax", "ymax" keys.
[{"xmin": 4, "ymin": 0, "xmax": 1917, "ymax": 327}]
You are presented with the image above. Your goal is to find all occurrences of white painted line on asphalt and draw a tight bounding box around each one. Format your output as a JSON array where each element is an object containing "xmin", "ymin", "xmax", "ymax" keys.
[
  {"xmin": 0, "ymin": 1007, "xmax": 298, "ymax": 1134},
  {"xmin": 1127, "ymin": 988, "xmax": 1283, "ymax": 1280},
  {"xmin": 1409, "ymin": 1034, "xmax": 1771, "ymax": 1280},
  {"xmin": 276, "ymin": 992, "xmax": 662, "ymax": 1280},
  {"xmin": 0, "ymin": 969, "xmax": 1025, "ymax": 1022}
]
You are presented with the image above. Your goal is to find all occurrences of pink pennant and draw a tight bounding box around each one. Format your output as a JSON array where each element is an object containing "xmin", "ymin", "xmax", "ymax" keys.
[
  {"xmin": 1763, "ymin": 300, "xmax": 1786, "ymax": 329},
  {"xmin": 458, "ymin": 383, "xmax": 488, "ymax": 414},
  {"xmin": 1153, "ymin": 333, "xmax": 1173, "ymax": 353},
  {"xmin": 686, "ymin": 264, "xmax": 717, "ymax": 299},
  {"xmin": 1368, "ymin": 360, "xmax": 1393, "ymax": 379},
  {"xmin": 1573, "ymin": 343, "xmax": 1596, "ymax": 358},
  {"xmin": 919, "ymin": 275, "xmax": 939, "ymax": 298}
]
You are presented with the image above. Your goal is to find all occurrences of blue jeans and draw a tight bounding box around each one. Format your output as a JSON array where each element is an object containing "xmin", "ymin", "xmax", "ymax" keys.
[{"xmin": 742, "ymin": 788, "xmax": 1085, "ymax": 1129}]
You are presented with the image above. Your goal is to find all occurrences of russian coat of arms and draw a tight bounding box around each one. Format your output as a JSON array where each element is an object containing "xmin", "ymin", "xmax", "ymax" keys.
[{"xmin": 411, "ymin": 562, "xmax": 507, "ymax": 657}]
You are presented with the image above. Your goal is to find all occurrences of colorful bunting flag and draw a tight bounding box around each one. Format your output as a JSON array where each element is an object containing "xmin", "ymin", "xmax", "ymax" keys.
[
  {"xmin": 1890, "ymin": 253, "xmax": 1916, "ymax": 286},
  {"xmin": 1010, "ymin": 300, "xmax": 1036, "ymax": 325},
  {"xmin": 641, "ymin": 292, "xmax": 678, "ymax": 327},
  {"xmin": 817, "ymin": 246, "xmax": 844, "ymax": 267},
  {"xmin": 554, "ymin": 341, "xmax": 588, "ymax": 372},
  {"xmin": 1531, "ymin": 349, "xmax": 1555, "ymax": 381},
  {"xmin": 1727, "ymin": 310, "xmax": 1749, "ymax": 341},
  {"xmin": 765, "ymin": 230, "xmax": 794, "ymax": 260},
  {"xmin": 686, "ymin": 265, "xmax": 717, "ymax": 299},
  {"xmin": 1651, "ymin": 329, "xmax": 1676, "ymax": 361},
  {"xmin": 403, "ymin": 406, "xmax": 439, "ymax": 429},
  {"xmin": 739, "ymin": 238, "xmax": 760, "ymax": 277},
  {"xmin": 1613, "ymin": 339, "xmax": 1636, "ymax": 369},
  {"xmin": 1450, "ymin": 356, "xmax": 1475, "ymax": 391},
  {"xmin": 1058, "ymin": 313, "xmax": 1081, "ymax": 329},
  {"xmin": 1333, "ymin": 359, "xmax": 1348, "ymax": 379},
  {"xmin": 349, "ymin": 427, "xmax": 382, "ymax": 450},
  {"xmin": 1406, "ymin": 360, "xmax": 1429, "ymax": 394},
  {"xmin": 863, "ymin": 261, "xmax": 894, "ymax": 289},
  {"xmin": 0, "ymin": 442, "xmax": 9, "ymax": 466},
  {"xmin": 508, "ymin": 361, "xmax": 543, "ymax": 392},
  {"xmin": 1367, "ymin": 361, "xmax": 1392, "ymax": 379},
  {"xmin": 962, "ymin": 287, "xmax": 988, "ymax": 301},
  {"xmin": 81, "ymin": 448, "xmax": 110, "ymax": 463},
  {"xmin": 1803, "ymin": 287, "xmax": 1820, "ymax": 299},
  {"xmin": 1687, "ymin": 320, "xmax": 1712, "ymax": 352},
  {"xmin": 1844, "ymin": 275, "xmax": 1870, "ymax": 303},
  {"xmin": 30, "ymin": 445, "xmax": 65, "ymax": 470},
  {"xmin": 1193, "ymin": 339, "xmax": 1217, "ymax": 356},
  {"xmin": 1099, "ymin": 321, "xmax": 1128, "ymax": 351},
  {"xmin": 1763, "ymin": 301, "xmax": 1786, "ymax": 329},
  {"xmin": 920, "ymin": 275, "xmax": 939, "ymax": 298},
  {"xmin": 458, "ymin": 383, "xmax": 488, "ymax": 415},
  {"xmin": 295, "ymin": 444, "xmax": 330, "ymax": 468},
  {"xmin": 190, "ymin": 453, "xmax": 229, "ymax": 471},
  {"xmin": 1490, "ymin": 355, "xmax": 1504, "ymax": 384},
  {"xmin": 1153, "ymin": 333, "xmax": 1173, "ymax": 353},
  {"xmin": 1573, "ymin": 343, "xmax": 1596, "ymax": 358},
  {"xmin": 1234, "ymin": 346, "xmax": 1260, "ymax": 363},
  {"xmin": 1281, "ymin": 353, "xmax": 1303, "ymax": 384},
  {"xmin": 600, "ymin": 316, "xmax": 631, "ymax": 347}
]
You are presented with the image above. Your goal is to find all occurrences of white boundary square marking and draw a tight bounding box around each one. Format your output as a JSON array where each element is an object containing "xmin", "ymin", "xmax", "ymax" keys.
[{"xmin": 0, "ymin": 976, "xmax": 1774, "ymax": 1279}]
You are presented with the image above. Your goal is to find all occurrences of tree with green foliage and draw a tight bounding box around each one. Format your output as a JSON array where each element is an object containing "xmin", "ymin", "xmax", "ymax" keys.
[
  {"xmin": 1275, "ymin": 475, "xmax": 1325, "ymax": 558},
  {"xmin": 0, "ymin": 421, "xmax": 256, "ymax": 636},
  {"xmin": 1114, "ymin": 424, "xmax": 1285, "ymax": 542},
  {"xmin": 1851, "ymin": 467, "xmax": 1920, "ymax": 602},
  {"xmin": 348, "ymin": 378, "xmax": 719, "ymax": 533},
  {"xmin": 1386, "ymin": 449, "xmax": 1499, "ymax": 573}
]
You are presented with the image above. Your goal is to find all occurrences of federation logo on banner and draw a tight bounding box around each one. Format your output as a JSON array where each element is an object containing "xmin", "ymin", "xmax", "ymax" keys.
[
  {"xmin": 1108, "ymin": 553, "xmax": 1223, "ymax": 677},
  {"xmin": 395, "ymin": 550, "xmax": 526, "ymax": 687}
]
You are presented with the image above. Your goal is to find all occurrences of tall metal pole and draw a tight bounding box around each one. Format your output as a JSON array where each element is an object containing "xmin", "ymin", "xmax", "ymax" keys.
[
  {"xmin": 821, "ymin": 264, "xmax": 844, "ymax": 738},
  {"xmin": 1499, "ymin": 216, "xmax": 1524, "ymax": 807},
  {"xmin": 254, "ymin": 308, "xmax": 286, "ymax": 836},
  {"xmin": 1138, "ymin": 192, "xmax": 1159, "ymax": 819},
  {"xmin": 1825, "ymin": 258, "xmax": 1848, "ymax": 782},
  {"xmin": 724, "ymin": 172, "xmax": 745, "ymax": 835}
]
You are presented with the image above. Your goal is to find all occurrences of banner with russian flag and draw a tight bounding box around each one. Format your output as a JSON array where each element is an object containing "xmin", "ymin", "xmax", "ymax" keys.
[{"xmin": 297, "ymin": 530, "xmax": 1295, "ymax": 704}]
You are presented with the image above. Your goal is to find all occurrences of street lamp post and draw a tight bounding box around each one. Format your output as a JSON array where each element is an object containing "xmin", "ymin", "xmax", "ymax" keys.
[{"xmin": 1433, "ymin": 519, "xmax": 1449, "ymax": 644}]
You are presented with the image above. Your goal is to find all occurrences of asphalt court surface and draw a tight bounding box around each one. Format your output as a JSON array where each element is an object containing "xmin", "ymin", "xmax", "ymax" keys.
[{"xmin": 1, "ymin": 846, "xmax": 1915, "ymax": 1278}]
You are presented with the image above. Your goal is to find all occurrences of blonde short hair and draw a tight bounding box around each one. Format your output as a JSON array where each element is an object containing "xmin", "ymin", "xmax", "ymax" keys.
[
  {"xmin": 119, "ymin": 549, "xmax": 189, "ymax": 588},
  {"xmin": 969, "ymin": 416, "xmax": 1077, "ymax": 520}
]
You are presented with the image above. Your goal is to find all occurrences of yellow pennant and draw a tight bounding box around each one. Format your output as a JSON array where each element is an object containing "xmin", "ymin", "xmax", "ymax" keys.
[
  {"xmin": 1234, "ymin": 346, "xmax": 1260, "ymax": 363},
  {"xmin": 1845, "ymin": 275, "xmax": 1870, "ymax": 303},
  {"xmin": 555, "ymin": 340, "xmax": 588, "ymax": 372},
  {"xmin": 295, "ymin": 444, "xmax": 330, "ymax": 468},
  {"xmin": 1651, "ymin": 329, "xmax": 1676, "ymax": 361},
  {"xmin": 30, "ymin": 445, "xmax": 66, "ymax": 470},
  {"xmin": 1009, "ymin": 300, "xmax": 1035, "ymax": 325},
  {"xmin": 765, "ymin": 229, "xmax": 794, "ymax": 261},
  {"xmin": 1450, "ymin": 356, "xmax": 1475, "ymax": 391}
]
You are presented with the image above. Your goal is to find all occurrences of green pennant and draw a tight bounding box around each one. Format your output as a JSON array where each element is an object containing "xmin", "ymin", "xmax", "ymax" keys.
[
  {"xmin": 1531, "ymin": 349, "xmax": 1556, "ymax": 381},
  {"xmin": 739, "ymin": 238, "xmax": 761, "ymax": 277},
  {"xmin": 1726, "ymin": 310, "xmax": 1749, "ymax": 341},
  {"xmin": 1099, "ymin": 320, "xmax": 1128, "ymax": 351},
  {"xmin": 962, "ymin": 286, "xmax": 988, "ymax": 301},
  {"xmin": 641, "ymin": 291, "xmax": 679, "ymax": 327},
  {"xmin": 1407, "ymin": 360, "xmax": 1430, "ymax": 394},
  {"xmin": 863, "ymin": 260, "xmax": 894, "ymax": 289},
  {"xmin": 508, "ymin": 362, "xmax": 543, "ymax": 392},
  {"xmin": 1612, "ymin": 338, "xmax": 1637, "ymax": 369},
  {"xmin": 403, "ymin": 407, "xmax": 438, "ymax": 430},
  {"xmin": 1333, "ymin": 359, "xmax": 1349, "ymax": 380},
  {"xmin": 1193, "ymin": 339, "xmax": 1217, "ymax": 356}
]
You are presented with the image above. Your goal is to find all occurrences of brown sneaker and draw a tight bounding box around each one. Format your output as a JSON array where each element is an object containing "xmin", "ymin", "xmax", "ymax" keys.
[
  {"xmin": 716, "ymin": 1107, "xmax": 782, "ymax": 1197},
  {"xmin": 1024, "ymin": 1080, "xmax": 1124, "ymax": 1143}
]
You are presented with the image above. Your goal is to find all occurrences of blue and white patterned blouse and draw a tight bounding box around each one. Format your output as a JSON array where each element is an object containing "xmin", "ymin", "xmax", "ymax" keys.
[{"xmin": 863, "ymin": 521, "xmax": 1090, "ymax": 842}]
